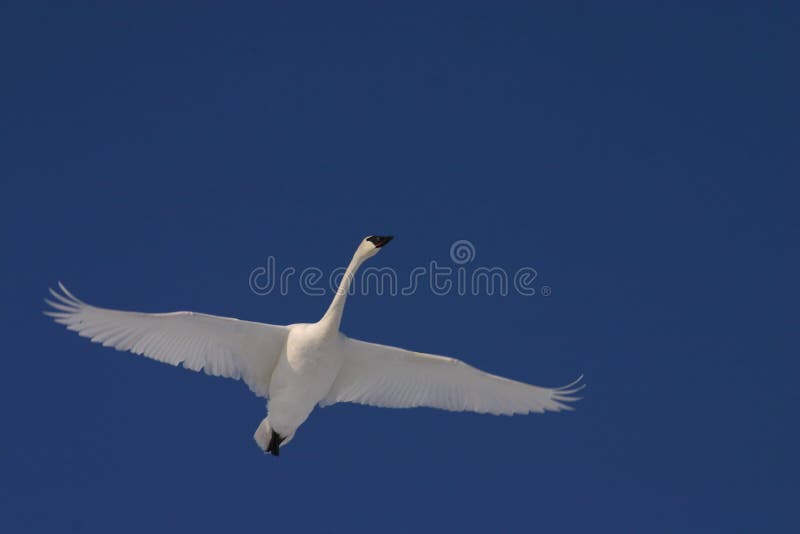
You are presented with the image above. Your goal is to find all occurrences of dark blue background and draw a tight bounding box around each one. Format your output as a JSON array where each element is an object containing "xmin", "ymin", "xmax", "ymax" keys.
[{"xmin": 2, "ymin": 2, "xmax": 798, "ymax": 532}]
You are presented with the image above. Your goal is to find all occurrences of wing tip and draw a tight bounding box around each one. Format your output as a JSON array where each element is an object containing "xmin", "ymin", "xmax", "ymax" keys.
[
  {"xmin": 549, "ymin": 373, "xmax": 585, "ymax": 411},
  {"xmin": 44, "ymin": 282, "xmax": 86, "ymax": 314}
]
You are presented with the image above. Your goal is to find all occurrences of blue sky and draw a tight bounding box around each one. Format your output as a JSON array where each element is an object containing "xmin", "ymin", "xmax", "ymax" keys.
[{"xmin": 2, "ymin": 2, "xmax": 798, "ymax": 532}]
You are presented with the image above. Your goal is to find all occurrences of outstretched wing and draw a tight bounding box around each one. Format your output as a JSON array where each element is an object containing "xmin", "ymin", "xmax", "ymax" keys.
[
  {"xmin": 322, "ymin": 337, "xmax": 583, "ymax": 415},
  {"xmin": 45, "ymin": 283, "xmax": 288, "ymax": 398}
]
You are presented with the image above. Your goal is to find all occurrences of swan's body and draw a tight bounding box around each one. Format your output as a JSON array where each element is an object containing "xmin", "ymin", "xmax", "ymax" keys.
[{"xmin": 46, "ymin": 236, "xmax": 583, "ymax": 456}]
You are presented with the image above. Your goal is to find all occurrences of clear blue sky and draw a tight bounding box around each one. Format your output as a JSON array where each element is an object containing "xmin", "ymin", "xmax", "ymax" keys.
[{"xmin": 2, "ymin": 2, "xmax": 798, "ymax": 532}]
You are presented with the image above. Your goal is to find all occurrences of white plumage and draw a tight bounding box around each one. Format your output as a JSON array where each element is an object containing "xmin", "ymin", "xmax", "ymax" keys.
[
  {"xmin": 46, "ymin": 236, "xmax": 583, "ymax": 456},
  {"xmin": 322, "ymin": 338, "xmax": 582, "ymax": 414},
  {"xmin": 46, "ymin": 283, "xmax": 288, "ymax": 398}
]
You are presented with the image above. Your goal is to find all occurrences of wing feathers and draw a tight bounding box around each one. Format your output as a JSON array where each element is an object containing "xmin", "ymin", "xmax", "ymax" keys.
[
  {"xmin": 45, "ymin": 283, "xmax": 288, "ymax": 397},
  {"xmin": 47, "ymin": 284, "xmax": 583, "ymax": 414},
  {"xmin": 322, "ymin": 337, "xmax": 583, "ymax": 416}
]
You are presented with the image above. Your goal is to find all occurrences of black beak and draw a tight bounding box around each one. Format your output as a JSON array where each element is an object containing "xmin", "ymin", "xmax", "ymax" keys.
[{"xmin": 367, "ymin": 235, "xmax": 394, "ymax": 248}]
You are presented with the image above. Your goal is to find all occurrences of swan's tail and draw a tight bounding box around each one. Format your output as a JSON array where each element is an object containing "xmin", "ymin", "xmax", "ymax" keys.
[
  {"xmin": 253, "ymin": 417, "xmax": 294, "ymax": 456},
  {"xmin": 253, "ymin": 418, "xmax": 272, "ymax": 451}
]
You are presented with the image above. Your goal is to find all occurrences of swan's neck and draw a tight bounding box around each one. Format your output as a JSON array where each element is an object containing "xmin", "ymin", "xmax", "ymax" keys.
[{"xmin": 319, "ymin": 253, "xmax": 364, "ymax": 334}]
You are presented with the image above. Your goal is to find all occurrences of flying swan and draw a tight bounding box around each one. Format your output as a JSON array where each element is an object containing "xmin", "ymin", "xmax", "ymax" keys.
[{"xmin": 46, "ymin": 236, "xmax": 583, "ymax": 456}]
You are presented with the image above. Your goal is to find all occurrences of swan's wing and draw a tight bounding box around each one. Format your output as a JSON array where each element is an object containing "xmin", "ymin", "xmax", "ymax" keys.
[
  {"xmin": 45, "ymin": 283, "xmax": 287, "ymax": 398},
  {"xmin": 321, "ymin": 337, "xmax": 584, "ymax": 415}
]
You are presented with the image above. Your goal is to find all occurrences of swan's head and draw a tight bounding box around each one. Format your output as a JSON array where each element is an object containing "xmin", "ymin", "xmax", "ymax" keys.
[{"xmin": 357, "ymin": 235, "xmax": 394, "ymax": 259}]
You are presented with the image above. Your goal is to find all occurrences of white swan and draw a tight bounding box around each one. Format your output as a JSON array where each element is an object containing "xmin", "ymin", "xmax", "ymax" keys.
[{"xmin": 46, "ymin": 236, "xmax": 583, "ymax": 456}]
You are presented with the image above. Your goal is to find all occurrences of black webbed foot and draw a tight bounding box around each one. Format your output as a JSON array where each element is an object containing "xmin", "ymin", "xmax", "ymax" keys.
[{"xmin": 267, "ymin": 430, "xmax": 286, "ymax": 456}]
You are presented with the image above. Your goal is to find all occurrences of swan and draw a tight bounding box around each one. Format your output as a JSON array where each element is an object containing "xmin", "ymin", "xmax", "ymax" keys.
[{"xmin": 45, "ymin": 236, "xmax": 584, "ymax": 456}]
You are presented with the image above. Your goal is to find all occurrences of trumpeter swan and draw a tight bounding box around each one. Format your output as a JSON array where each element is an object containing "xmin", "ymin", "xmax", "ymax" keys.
[{"xmin": 46, "ymin": 236, "xmax": 583, "ymax": 456}]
